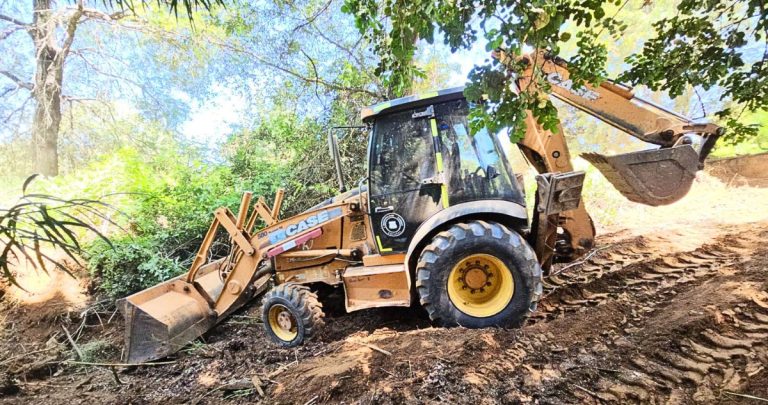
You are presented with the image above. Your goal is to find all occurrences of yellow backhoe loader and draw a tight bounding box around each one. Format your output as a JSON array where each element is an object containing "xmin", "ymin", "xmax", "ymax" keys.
[{"xmin": 119, "ymin": 50, "xmax": 723, "ymax": 363}]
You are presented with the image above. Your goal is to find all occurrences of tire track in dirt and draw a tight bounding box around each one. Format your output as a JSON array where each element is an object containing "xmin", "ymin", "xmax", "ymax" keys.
[
  {"xmin": 520, "ymin": 223, "xmax": 768, "ymax": 404},
  {"xmin": 532, "ymin": 227, "xmax": 760, "ymax": 327}
]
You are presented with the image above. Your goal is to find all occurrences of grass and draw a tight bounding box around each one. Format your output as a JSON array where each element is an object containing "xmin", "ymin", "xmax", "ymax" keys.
[
  {"xmin": 224, "ymin": 389, "xmax": 256, "ymax": 399},
  {"xmin": 181, "ymin": 339, "xmax": 208, "ymax": 354},
  {"xmin": 78, "ymin": 339, "xmax": 117, "ymax": 363}
]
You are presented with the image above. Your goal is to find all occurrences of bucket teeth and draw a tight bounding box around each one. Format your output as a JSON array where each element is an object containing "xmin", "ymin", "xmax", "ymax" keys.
[{"xmin": 582, "ymin": 145, "xmax": 699, "ymax": 206}]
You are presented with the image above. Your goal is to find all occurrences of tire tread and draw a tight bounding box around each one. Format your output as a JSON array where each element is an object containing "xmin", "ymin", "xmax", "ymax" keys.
[
  {"xmin": 415, "ymin": 221, "xmax": 542, "ymax": 326},
  {"xmin": 262, "ymin": 283, "xmax": 324, "ymax": 347}
]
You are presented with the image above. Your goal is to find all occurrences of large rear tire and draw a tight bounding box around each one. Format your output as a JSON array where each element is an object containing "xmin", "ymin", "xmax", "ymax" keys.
[
  {"xmin": 415, "ymin": 220, "xmax": 542, "ymax": 328},
  {"xmin": 261, "ymin": 283, "xmax": 324, "ymax": 347}
]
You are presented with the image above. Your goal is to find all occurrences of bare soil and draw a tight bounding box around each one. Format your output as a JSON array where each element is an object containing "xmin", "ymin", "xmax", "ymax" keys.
[
  {"xmin": 707, "ymin": 152, "xmax": 768, "ymax": 187},
  {"xmin": 2, "ymin": 174, "xmax": 768, "ymax": 404}
]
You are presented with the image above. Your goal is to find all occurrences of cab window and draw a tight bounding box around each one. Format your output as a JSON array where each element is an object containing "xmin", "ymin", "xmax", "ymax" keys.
[{"xmin": 369, "ymin": 108, "xmax": 435, "ymax": 196}]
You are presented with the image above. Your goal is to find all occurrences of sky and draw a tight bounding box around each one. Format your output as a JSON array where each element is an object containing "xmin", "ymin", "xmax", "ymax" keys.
[
  {"xmin": 176, "ymin": 37, "xmax": 488, "ymax": 150},
  {"xmin": 178, "ymin": 84, "xmax": 247, "ymax": 148}
]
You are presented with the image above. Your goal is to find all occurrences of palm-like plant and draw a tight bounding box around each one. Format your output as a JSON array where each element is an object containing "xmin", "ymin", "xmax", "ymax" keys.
[
  {"xmin": 107, "ymin": 0, "xmax": 225, "ymax": 18},
  {"xmin": 1, "ymin": 175, "xmax": 115, "ymax": 287}
]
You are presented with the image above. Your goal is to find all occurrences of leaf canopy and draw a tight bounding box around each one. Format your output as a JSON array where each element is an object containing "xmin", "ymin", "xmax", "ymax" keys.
[{"xmin": 343, "ymin": 0, "xmax": 767, "ymax": 144}]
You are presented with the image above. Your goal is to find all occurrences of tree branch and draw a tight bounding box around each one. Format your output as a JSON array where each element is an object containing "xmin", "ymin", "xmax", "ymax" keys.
[
  {"xmin": 0, "ymin": 13, "xmax": 29, "ymax": 26},
  {"xmin": 0, "ymin": 86, "xmax": 14, "ymax": 98},
  {"xmin": 300, "ymin": 48, "xmax": 322, "ymax": 100},
  {"xmin": 3, "ymin": 94, "xmax": 33, "ymax": 124},
  {"xmin": 61, "ymin": 2, "xmax": 85, "ymax": 59},
  {"xmin": 61, "ymin": 95, "xmax": 96, "ymax": 103},
  {"xmin": 215, "ymin": 39, "xmax": 383, "ymax": 98},
  {"xmin": 0, "ymin": 25, "xmax": 27, "ymax": 40},
  {"xmin": 81, "ymin": 8, "xmax": 129, "ymax": 22},
  {"xmin": 291, "ymin": 0, "xmax": 332, "ymax": 33},
  {"xmin": 286, "ymin": 0, "xmax": 381, "ymax": 87},
  {"xmin": 0, "ymin": 70, "xmax": 33, "ymax": 90}
]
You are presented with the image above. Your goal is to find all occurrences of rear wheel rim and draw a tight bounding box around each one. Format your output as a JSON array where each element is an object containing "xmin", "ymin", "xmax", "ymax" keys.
[
  {"xmin": 268, "ymin": 304, "xmax": 298, "ymax": 341},
  {"xmin": 447, "ymin": 253, "xmax": 514, "ymax": 317}
]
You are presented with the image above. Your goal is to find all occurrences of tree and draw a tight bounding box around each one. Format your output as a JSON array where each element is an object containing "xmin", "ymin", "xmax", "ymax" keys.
[
  {"xmin": 343, "ymin": 0, "xmax": 768, "ymax": 144},
  {"xmin": 619, "ymin": 1, "xmax": 768, "ymax": 145},
  {"xmin": 0, "ymin": 0, "xmax": 223, "ymax": 288},
  {"xmin": 0, "ymin": 0, "xmax": 221, "ymax": 177},
  {"xmin": 214, "ymin": 0, "xmax": 386, "ymax": 213}
]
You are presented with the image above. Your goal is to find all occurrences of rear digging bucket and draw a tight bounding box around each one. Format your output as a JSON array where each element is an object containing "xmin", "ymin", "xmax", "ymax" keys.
[
  {"xmin": 582, "ymin": 145, "xmax": 699, "ymax": 206},
  {"xmin": 118, "ymin": 271, "xmax": 223, "ymax": 363}
]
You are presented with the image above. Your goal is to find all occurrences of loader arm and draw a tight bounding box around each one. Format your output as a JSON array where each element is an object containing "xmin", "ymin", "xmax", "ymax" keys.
[
  {"xmin": 120, "ymin": 191, "xmax": 360, "ymax": 363},
  {"xmin": 495, "ymin": 49, "xmax": 722, "ymax": 262}
]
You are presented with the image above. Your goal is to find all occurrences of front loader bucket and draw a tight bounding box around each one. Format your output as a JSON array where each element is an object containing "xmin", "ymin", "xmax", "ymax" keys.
[
  {"xmin": 582, "ymin": 145, "xmax": 699, "ymax": 206},
  {"xmin": 118, "ymin": 264, "xmax": 224, "ymax": 364}
]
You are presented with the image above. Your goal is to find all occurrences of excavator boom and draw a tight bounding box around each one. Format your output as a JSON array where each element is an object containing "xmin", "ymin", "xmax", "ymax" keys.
[
  {"xmin": 495, "ymin": 49, "xmax": 722, "ymax": 261},
  {"xmin": 508, "ymin": 50, "xmax": 723, "ymax": 206}
]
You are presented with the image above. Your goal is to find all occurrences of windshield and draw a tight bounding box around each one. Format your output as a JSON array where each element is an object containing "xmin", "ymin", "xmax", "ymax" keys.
[{"xmin": 435, "ymin": 99, "xmax": 523, "ymax": 205}]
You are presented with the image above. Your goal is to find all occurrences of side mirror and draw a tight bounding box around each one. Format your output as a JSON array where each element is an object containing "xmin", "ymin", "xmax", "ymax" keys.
[
  {"xmin": 486, "ymin": 165, "xmax": 500, "ymax": 180},
  {"xmin": 327, "ymin": 129, "xmax": 346, "ymax": 193}
]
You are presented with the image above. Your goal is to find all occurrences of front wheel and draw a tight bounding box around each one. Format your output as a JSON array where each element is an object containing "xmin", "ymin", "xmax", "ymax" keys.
[
  {"xmin": 261, "ymin": 283, "xmax": 324, "ymax": 347},
  {"xmin": 415, "ymin": 220, "xmax": 542, "ymax": 328}
]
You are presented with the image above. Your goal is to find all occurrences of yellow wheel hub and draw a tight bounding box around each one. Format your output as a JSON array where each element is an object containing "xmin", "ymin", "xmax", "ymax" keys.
[
  {"xmin": 268, "ymin": 304, "xmax": 298, "ymax": 341},
  {"xmin": 447, "ymin": 253, "xmax": 514, "ymax": 318}
]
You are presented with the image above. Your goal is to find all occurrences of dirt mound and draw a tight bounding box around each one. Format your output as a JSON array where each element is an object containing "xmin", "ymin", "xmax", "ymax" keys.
[{"xmin": 707, "ymin": 152, "xmax": 768, "ymax": 187}]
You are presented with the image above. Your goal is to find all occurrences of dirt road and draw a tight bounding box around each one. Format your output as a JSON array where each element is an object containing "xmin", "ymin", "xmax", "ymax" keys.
[{"xmin": 2, "ymin": 175, "xmax": 768, "ymax": 404}]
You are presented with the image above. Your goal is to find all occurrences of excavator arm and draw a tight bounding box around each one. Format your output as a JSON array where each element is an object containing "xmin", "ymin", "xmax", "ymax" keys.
[{"xmin": 497, "ymin": 50, "xmax": 723, "ymax": 263}]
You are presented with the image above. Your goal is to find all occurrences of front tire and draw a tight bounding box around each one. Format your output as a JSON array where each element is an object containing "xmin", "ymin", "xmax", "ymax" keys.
[
  {"xmin": 261, "ymin": 283, "xmax": 324, "ymax": 347},
  {"xmin": 415, "ymin": 220, "xmax": 542, "ymax": 328}
]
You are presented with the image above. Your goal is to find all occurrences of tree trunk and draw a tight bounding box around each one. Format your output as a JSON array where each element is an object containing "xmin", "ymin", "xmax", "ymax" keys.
[
  {"xmin": 30, "ymin": 0, "xmax": 81, "ymax": 177},
  {"xmin": 32, "ymin": 40, "xmax": 62, "ymax": 177}
]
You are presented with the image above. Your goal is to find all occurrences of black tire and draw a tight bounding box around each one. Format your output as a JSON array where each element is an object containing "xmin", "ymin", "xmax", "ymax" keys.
[
  {"xmin": 261, "ymin": 283, "xmax": 324, "ymax": 347},
  {"xmin": 415, "ymin": 220, "xmax": 542, "ymax": 328}
]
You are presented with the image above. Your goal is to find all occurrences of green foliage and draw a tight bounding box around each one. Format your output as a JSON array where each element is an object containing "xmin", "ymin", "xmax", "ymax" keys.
[
  {"xmin": 87, "ymin": 237, "xmax": 183, "ymax": 299},
  {"xmin": 619, "ymin": 0, "xmax": 768, "ymax": 144},
  {"xmin": 10, "ymin": 120, "xmax": 286, "ymax": 298},
  {"xmin": 411, "ymin": 51, "xmax": 462, "ymax": 93},
  {"xmin": 225, "ymin": 105, "xmax": 368, "ymax": 217},
  {"xmin": 712, "ymin": 108, "xmax": 768, "ymax": 157},
  {"xmin": 74, "ymin": 141, "xmax": 286, "ymax": 298},
  {"xmin": 107, "ymin": 0, "xmax": 224, "ymax": 20},
  {"xmin": 343, "ymin": 0, "xmax": 622, "ymax": 141},
  {"xmin": 225, "ymin": 61, "xmax": 377, "ymax": 217},
  {"xmin": 345, "ymin": 0, "xmax": 768, "ymax": 145}
]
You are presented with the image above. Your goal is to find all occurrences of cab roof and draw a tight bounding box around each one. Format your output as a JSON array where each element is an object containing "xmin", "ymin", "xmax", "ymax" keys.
[{"xmin": 360, "ymin": 86, "xmax": 465, "ymax": 122}]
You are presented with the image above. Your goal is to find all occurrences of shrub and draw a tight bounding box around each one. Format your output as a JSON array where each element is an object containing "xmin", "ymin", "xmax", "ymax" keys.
[
  {"xmin": 86, "ymin": 237, "xmax": 184, "ymax": 298},
  {"xmin": 76, "ymin": 142, "xmax": 287, "ymax": 298}
]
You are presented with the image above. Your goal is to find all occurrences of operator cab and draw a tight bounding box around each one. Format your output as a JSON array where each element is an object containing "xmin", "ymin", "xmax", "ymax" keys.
[{"xmin": 361, "ymin": 87, "xmax": 526, "ymax": 253}]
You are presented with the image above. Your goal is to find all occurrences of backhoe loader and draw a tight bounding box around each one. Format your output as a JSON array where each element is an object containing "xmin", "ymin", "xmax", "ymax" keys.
[{"xmin": 119, "ymin": 50, "xmax": 723, "ymax": 363}]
